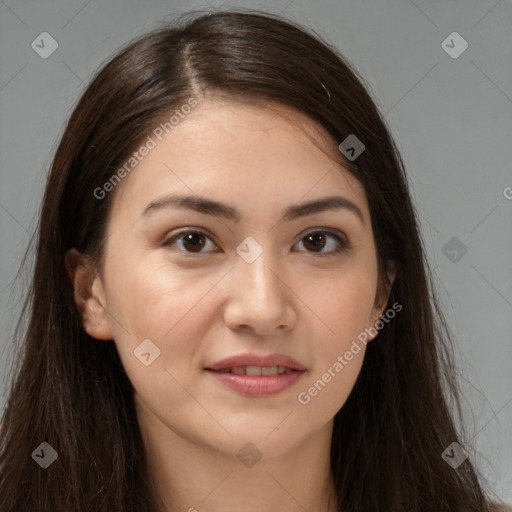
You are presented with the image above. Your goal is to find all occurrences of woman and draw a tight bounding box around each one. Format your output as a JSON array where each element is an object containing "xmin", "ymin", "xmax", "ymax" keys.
[{"xmin": 0, "ymin": 9, "xmax": 506, "ymax": 512}]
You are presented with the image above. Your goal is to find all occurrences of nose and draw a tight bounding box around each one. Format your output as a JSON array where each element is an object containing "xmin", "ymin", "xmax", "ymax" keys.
[{"xmin": 222, "ymin": 250, "xmax": 296, "ymax": 336}]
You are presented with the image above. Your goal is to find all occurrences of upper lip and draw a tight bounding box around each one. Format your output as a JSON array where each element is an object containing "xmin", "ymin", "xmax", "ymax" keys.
[{"xmin": 206, "ymin": 353, "xmax": 306, "ymax": 371}]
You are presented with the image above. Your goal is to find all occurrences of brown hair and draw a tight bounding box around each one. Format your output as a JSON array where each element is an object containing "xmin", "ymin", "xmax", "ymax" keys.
[{"xmin": 0, "ymin": 9, "xmax": 504, "ymax": 511}]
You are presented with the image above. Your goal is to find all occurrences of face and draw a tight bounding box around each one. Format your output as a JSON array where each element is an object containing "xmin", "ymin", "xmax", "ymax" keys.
[{"xmin": 69, "ymin": 98, "xmax": 395, "ymax": 460}]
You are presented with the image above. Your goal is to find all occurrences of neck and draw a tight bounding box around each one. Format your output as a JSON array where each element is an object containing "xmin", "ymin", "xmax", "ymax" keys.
[{"xmin": 135, "ymin": 396, "xmax": 339, "ymax": 512}]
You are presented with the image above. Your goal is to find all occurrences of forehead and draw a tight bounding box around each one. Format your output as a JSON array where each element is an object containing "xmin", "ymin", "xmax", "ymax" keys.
[{"xmin": 109, "ymin": 98, "xmax": 370, "ymax": 224}]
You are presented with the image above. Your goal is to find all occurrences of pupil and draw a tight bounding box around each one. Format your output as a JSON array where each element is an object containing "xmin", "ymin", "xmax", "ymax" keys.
[
  {"xmin": 304, "ymin": 233, "xmax": 325, "ymax": 252},
  {"xmin": 183, "ymin": 233, "xmax": 205, "ymax": 252}
]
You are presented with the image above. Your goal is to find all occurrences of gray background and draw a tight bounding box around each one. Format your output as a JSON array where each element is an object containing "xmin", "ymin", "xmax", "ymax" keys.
[{"xmin": 1, "ymin": 0, "xmax": 511, "ymax": 504}]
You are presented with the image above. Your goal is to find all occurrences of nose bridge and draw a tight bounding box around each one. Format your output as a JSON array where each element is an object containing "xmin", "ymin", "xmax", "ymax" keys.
[
  {"xmin": 235, "ymin": 242, "xmax": 283, "ymax": 305},
  {"xmin": 224, "ymin": 237, "xmax": 295, "ymax": 333}
]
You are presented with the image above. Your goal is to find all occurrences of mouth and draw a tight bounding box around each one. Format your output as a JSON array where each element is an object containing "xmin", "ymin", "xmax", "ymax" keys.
[
  {"xmin": 204, "ymin": 365, "xmax": 306, "ymax": 397},
  {"xmin": 208, "ymin": 365, "xmax": 296, "ymax": 376},
  {"xmin": 205, "ymin": 352, "xmax": 306, "ymax": 372}
]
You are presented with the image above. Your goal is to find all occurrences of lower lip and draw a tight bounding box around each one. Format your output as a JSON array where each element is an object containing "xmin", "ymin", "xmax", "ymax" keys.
[{"xmin": 205, "ymin": 369, "xmax": 305, "ymax": 397}]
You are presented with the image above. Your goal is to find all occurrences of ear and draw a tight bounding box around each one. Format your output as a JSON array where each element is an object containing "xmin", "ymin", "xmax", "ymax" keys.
[
  {"xmin": 367, "ymin": 259, "xmax": 397, "ymax": 341},
  {"xmin": 65, "ymin": 248, "xmax": 114, "ymax": 340}
]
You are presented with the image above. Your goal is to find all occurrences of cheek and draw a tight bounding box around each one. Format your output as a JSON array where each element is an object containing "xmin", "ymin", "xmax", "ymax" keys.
[
  {"xmin": 295, "ymin": 330, "xmax": 366, "ymax": 426},
  {"xmin": 307, "ymin": 266, "xmax": 378, "ymax": 342},
  {"xmin": 106, "ymin": 249, "xmax": 215, "ymax": 335},
  {"xmin": 105, "ymin": 264, "xmax": 214, "ymax": 418},
  {"xmin": 299, "ymin": 265, "xmax": 376, "ymax": 404},
  {"xmin": 103, "ymin": 253, "xmax": 218, "ymax": 377}
]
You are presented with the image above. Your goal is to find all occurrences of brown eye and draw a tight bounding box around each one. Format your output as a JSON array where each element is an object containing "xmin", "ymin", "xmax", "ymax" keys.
[
  {"xmin": 302, "ymin": 233, "xmax": 328, "ymax": 252},
  {"xmin": 163, "ymin": 228, "xmax": 350, "ymax": 257},
  {"xmin": 180, "ymin": 232, "xmax": 206, "ymax": 252},
  {"xmin": 163, "ymin": 230, "xmax": 217, "ymax": 253},
  {"xmin": 295, "ymin": 230, "xmax": 350, "ymax": 257}
]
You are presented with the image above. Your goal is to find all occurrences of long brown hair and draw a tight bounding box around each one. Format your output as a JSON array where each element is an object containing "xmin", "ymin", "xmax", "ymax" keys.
[{"xmin": 0, "ymin": 9, "xmax": 505, "ymax": 512}]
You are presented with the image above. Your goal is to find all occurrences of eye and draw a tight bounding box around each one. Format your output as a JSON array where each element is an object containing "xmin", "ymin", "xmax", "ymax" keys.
[
  {"xmin": 162, "ymin": 228, "xmax": 350, "ymax": 257},
  {"xmin": 163, "ymin": 229, "xmax": 218, "ymax": 254},
  {"xmin": 294, "ymin": 230, "xmax": 350, "ymax": 258}
]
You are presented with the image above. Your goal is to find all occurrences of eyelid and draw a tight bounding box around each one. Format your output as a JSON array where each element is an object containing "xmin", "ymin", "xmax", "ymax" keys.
[{"xmin": 299, "ymin": 226, "xmax": 348, "ymax": 243}]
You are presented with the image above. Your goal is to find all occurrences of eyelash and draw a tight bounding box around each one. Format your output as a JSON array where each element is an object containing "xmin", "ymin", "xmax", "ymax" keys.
[{"xmin": 162, "ymin": 228, "xmax": 350, "ymax": 258}]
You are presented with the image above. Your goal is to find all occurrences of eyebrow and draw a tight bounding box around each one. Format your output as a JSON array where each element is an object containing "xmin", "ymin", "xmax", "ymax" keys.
[{"xmin": 141, "ymin": 194, "xmax": 364, "ymax": 225}]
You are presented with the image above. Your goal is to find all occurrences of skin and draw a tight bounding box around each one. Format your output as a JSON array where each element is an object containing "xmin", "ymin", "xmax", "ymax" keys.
[{"xmin": 67, "ymin": 98, "xmax": 395, "ymax": 512}]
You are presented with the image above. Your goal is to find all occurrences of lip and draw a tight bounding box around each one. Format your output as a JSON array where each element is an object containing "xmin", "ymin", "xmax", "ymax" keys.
[
  {"xmin": 206, "ymin": 369, "xmax": 305, "ymax": 397},
  {"xmin": 204, "ymin": 353, "xmax": 306, "ymax": 398},
  {"xmin": 206, "ymin": 353, "xmax": 306, "ymax": 372}
]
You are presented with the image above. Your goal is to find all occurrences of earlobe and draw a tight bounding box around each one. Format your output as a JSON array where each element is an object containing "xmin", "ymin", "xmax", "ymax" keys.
[{"xmin": 65, "ymin": 249, "xmax": 113, "ymax": 341}]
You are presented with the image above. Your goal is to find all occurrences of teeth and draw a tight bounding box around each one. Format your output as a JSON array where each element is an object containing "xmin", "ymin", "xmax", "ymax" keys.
[
  {"xmin": 246, "ymin": 365, "xmax": 262, "ymax": 376},
  {"xmin": 232, "ymin": 365, "xmax": 247, "ymax": 375},
  {"xmin": 217, "ymin": 366, "xmax": 290, "ymax": 375}
]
